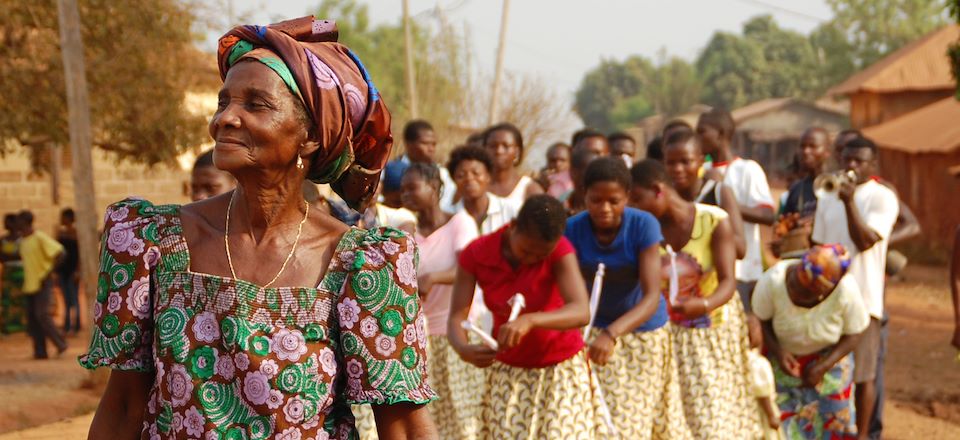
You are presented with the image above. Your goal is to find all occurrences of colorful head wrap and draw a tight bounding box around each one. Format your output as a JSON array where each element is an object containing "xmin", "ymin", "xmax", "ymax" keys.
[
  {"xmin": 217, "ymin": 16, "xmax": 392, "ymax": 210},
  {"xmin": 796, "ymin": 244, "xmax": 852, "ymax": 291}
]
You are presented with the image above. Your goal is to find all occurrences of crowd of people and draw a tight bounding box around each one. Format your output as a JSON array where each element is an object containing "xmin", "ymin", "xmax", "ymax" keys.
[{"xmin": 36, "ymin": 14, "xmax": 937, "ymax": 440}]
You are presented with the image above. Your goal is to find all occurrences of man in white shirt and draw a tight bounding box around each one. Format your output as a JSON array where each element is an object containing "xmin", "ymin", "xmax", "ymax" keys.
[
  {"xmin": 812, "ymin": 136, "xmax": 898, "ymax": 440},
  {"xmin": 395, "ymin": 120, "xmax": 457, "ymax": 213},
  {"xmin": 697, "ymin": 109, "xmax": 776, "ymax": 310}
]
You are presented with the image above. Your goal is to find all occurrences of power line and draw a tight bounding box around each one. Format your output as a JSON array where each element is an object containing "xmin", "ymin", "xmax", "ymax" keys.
[{"xmin": 734, "ymin": 0, "xmax": 830, "ymax": 23}]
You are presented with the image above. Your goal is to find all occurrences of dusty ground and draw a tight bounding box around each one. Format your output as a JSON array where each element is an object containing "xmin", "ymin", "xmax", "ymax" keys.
[{"xmin": 0, "ymin": 265, "xmax": 957, "ymax": 439}]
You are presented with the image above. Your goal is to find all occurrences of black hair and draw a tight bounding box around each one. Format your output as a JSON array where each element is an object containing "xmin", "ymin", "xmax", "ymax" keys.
[
  {"xmin": 697, "ymin": 108, "xmax": 736, "ymax": 141},
  {"xmin": 404, "ymin": 162, "xmax": 444, "ymax": 196},
  {"xmin": 18, "ymin": 210, "xmax": 34, "ymax": 226},
  {"xmin": 447, "ymin": 145, "xmax": 495, "ymax": 176},
  {"xmin": 631, "ymin": 159, "xmax": 670, "ymax": 188},
  {"xmin": 571, "ymin": 128, "xmax": 605, "ymax": 147},
  {"xmin": 663, "ymin": 127, "xmax": 697, "ymax": 151},
  {"xmin": 547, "ymin": 142, "xmax": 571, "ymax": 156},
  {"xmin": 662, "ymin": 119, "xmax": 693, "ymax": 137},
  {"xmin": 803, "ymin": 126, "xmax": 829, "ymax": 139},
  {"xmin": 607, "ymin": 132, "xmax": 635, "ymax": 144},
  {"xmin": 570, "ymin": 146, "xmax": 598, "ymax": 171},
  {"xmin": 515, "ymin": 195, "xmax": 567, "ymax": 241},
  {"xmin": 61, "ymin": 208, "xmax": 75, "ymax": 220},
  {"xmin": 403, "ymin": 120, "xmax": 434, "ymax": 143},
  {"xmin": 584, "ymin": 156, "xmax": 631, "ymax": 191},
  {"xmin": 646, "ymin": 136, "xmax": 664, "ymax": 161},
  {"xmin": 465, "ymin": 132, "xmax": 485, "ymax": 146},
  {"xmin": 4, "ymin": 214, "xmax": 17, "ymax": 225},
  {"xmin": 193, "ymin": 149, "xmax": 215, "ymax": 170},
  {"xmin": 843, "ymin": 136, "xmax": 878, "ymax": 156},
  {"xmin": 483, "ymin": 122, "xmax": 525, "ymax": 160},
  {"xmin": 838, "ymin": 128, "xmax": 862, "ymax": 139}
]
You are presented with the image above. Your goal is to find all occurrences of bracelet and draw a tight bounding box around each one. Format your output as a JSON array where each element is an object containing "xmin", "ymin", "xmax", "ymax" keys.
[{"xmin": 601, "ymin": 328, "xmax": 619, "ymax": 346}]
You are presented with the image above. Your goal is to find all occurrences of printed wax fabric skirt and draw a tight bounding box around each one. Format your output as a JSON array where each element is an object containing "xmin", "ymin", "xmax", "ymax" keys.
[
  {"xmin": 773, "ymin": 351, "xmax": 856, "ymax": 439},
  {"xmin": 1, "ymin": 265, "xmax": 26, "ymax": 334},
  {"xmin": 591, "ymin": 325, "xmax": 690, "ymax": 440},
  {"xmin": 670, "ymin": 295, "xmax": 762, "ymax": 439},
  {"xmin": 480, "ymin": 351, "xmax": 610, "ymax": 439}
]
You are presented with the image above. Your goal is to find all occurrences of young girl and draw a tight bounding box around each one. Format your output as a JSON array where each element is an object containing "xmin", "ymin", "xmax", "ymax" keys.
[
  {"xmin": 564, "ymin": 157, "xmax": 686, "ymax": 439},
  {"xmin": 401, "ymin": 163, "xmax": 484, "ymax": 440},
  {"xmin": 448, "ymin": 195, "xmax": 607, "ymax": 438},
  {"xmin": 630, "ymin": 159, "xmax": 761, "ymax": 438},
  {"xmin": 482, "ymin": 123, "xmax": 544, "ymax": 212}
]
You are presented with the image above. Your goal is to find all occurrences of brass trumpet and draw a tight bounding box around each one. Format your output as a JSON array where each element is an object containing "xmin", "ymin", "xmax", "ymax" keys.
[{"xmin": 814, "ymin": 170, "xmax": 857, "ymax": 198}]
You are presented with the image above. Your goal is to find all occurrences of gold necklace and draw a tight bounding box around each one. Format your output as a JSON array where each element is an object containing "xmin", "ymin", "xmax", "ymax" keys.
[{"xmin": 225, "ymin": 190, "xmax": 309, "ymax": 288}]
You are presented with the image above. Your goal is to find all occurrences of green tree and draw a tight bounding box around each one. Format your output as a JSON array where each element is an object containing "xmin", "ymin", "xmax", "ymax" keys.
[
  {"xmin": 743, "ymin": 15, "xmax": 821, "ymax": 98},
  {"xmin": 0, "ymin": 0, "xmax": 210, "ymax": 167},
  {"xmin": 825, "ymin": 0, "xmax": 948, "ymax": 68},
  {"xmin": 573, "ymin": 56, "xmax": 655, "ymax": 132},
  {"xmin": 649, "ymin": 55, "xmax": 702, "ymax": 118},
  {"xmin": 696, "ymin": 31, "xmax": 770, "ymax": 108}
]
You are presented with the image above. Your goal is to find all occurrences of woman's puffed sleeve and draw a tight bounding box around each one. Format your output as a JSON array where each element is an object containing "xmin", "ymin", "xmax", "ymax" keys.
[
  {"xmin": 335, "ymin": 227, "xmax": 437, "ymax": 405},
  {"xmin": 78, "ymin": 199, "xmax": 159, "ymax": 372}
]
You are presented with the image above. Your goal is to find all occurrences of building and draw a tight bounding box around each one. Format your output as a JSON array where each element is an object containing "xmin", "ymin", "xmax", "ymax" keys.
[
  {"xmin": 828, "ymin": 25, "xmax": 959, "ymax": 129},
  {"xmin": 730, "ymin": 98, "xmax": 848, "ymax": 183}
]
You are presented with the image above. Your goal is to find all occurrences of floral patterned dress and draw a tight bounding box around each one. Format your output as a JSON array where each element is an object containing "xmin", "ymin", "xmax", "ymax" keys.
[{"xmin": 79, "ymin": 199, "xmax": 436, "ymax": 440}]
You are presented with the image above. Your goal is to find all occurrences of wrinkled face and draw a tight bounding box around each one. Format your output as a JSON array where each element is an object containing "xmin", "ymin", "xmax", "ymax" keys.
[
  {"xmin": 798, "ymin": 130, "xmax": 829, "ymax": 172},
  {"xmin": 842, "ymin": 146, "xmax": 875, "ymax": 184},
  {"xmin": 407, "ymin": 129, "xmax": 437, "ymax": 164},
  {"xmin": 400, "ymin": 172, "xmax": 438, "ymax": 213},
  {"xmin": 209, "ymin": 61, "xmax": 310, "ymax": 175},
  {"xmin": 629, "ymin": 184, "xmax": 666, "ymax": 218},
  {"xmin": 485, "ymin": 129, "xmax": 521, "ymax": 171},
  {"xmin": 453, "ymin": 159, "xmax": 491, "ymax": 201},
  {"xmin": 191, "ymin": 166, "xmax": 236, "ymax": 202},
  {"xmin": 585, "ymin": 181, "xmax": 628, "ymax": 230},
  {"xmin": 506, "ymin": 226, "xmax": 559, "ymax": 266},
  {"xmin": 576, "ymin": 136, "xmax": 610, "ymax": 157},
  {"xmin": 610, "ymin": 139, "xmax": 635, "ymax": 159},
  {"xmin": 663, "ymin": 139, "xmax": 702, "ymax": 192},
  {"xmin": 547, "ymin": 147, "xmax": 571, "ymax": 172},
  {"xmin": 695, "ymin": 122, "xmax": 721, "ymax": 155}
]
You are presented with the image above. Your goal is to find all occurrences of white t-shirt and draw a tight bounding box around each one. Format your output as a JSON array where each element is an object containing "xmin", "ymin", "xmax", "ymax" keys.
[
  {"xmin": 453, "ymin": 193, "xmax": 518, "ymax": 235},
  {"xmin": 752, "ymin": 261, "xmax": 870, "ymax": 355},
  {"xmin": 705, "ymin": 158, "xmax": 775, "ymax": 282},
  {"xmin": 375, "ymin": 204, "xmax": 417, "ymax": 231},
  {"xmin": 811, "ymin": 180, "xmax": 898, "ymax": 319},
  {"xmin": 416, "ymin": 211, "xmax": 479, "ymax": 336},
  {"xmin": 503, "ymin": 175, "xmax": 536, "ymax": 214}
]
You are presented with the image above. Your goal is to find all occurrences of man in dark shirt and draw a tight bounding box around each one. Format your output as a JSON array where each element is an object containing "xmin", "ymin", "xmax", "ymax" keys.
[
  {"xmin": 772, "ymin": 127, "xmax": 830, "ymax": 258},
  {"xmin": 56, "ymin": 208, "xmax": 80, "ymax": 334}
]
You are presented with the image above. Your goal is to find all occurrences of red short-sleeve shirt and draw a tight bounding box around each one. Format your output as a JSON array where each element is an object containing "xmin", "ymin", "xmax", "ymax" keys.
[{"xmin": 458, "ymin": 226, "xmax": 584, "ymax": 368}]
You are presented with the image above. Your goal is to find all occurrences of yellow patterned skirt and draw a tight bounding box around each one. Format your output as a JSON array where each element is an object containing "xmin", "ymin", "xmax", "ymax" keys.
[
  {"xmin": 352, "ymin": 404, "xmax": 378, "ymax": 440},
  {"xmin": 426, "ymin": 334, "xmax": 485, "ymax": 440},
  {"xmin": 591, "ymin": 325, "xmax": 690, "ymax": 440},
  {"xmin": 480, "ymin": 351, "xmax": 610, "ymax": 439},
  {"xmin": 670, "ymin": 295, "xmax": 762, "ymax": 439}
]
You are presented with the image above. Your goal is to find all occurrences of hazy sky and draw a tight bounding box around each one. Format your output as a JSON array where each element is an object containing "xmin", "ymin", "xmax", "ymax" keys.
[{"xmin": 211, "ymin": 0, "xmax": 831, "ymax": 98}]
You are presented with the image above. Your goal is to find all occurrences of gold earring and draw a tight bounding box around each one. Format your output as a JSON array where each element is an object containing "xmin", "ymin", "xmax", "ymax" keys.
[{"xmin": 297, "ymin": 156, "xmax": 304, "ymax": 170}]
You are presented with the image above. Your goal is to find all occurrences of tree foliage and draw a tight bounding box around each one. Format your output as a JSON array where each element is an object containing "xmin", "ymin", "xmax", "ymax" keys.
[{"xmin": 0, "ymin": 0, "xmax": 210, "ymax": 167}]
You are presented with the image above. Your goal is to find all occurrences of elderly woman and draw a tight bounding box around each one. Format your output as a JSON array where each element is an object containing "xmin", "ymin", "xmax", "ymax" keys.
[
  {"xmin": 79, "ymin": 16, "xmax": 437, "ymax": 440},
  {"xmin": 751, "ymin": 245, "xmax": 869, "ymax": 439}
]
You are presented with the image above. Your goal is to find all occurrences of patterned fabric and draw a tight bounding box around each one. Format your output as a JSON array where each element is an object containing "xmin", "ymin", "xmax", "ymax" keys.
[
  {"xmin": 1, "ymin": 264, "xmax": 25, "ymax": 333},
  {"xmin": 425, "ymin": 335, "xmax": 484, "ymax": 440},
  {"xmin": 671, "ymin": 295, "xmax": 762, "ymax": 439},
  {"xmin": 78, "ymin": 198, "xmax": 435, "ymax": 440},
  {"xmin": 218, "ymin": 16, "xmax": 394, "ymax": 210},
  {"xmin": 659, "ymin": 204, "xmax": 729, "ymax": 328},
  {"xmin": 351, "ymin": 405, "xmax": 377, "ymax": 440},
  {"xmin": 774, "ymin": 352, "xmax": 857, "ymax": 440},
  {"xmin": 480, "ymin": 352, "xmax": 609, "ymax": 439},
  {"xmin": 797, "ymin": 244, "xmax": 852, "ymax": 292},
  {"xmin": 590, "ymin": 327, "xmax": 690, "ymax": 440}
]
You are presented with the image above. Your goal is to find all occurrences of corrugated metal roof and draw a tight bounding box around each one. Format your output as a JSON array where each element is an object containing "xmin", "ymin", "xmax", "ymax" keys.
[
  {"xmin": 862, "ymin": 97, "xmax": 960, "ymax": 153},
  {"xmin": 731, "ymin": 97, "xmax": 848, "ymax": 122},
  {"xmin": 828, "ymin": 25, "xmax": 960, "ymax": 96}
]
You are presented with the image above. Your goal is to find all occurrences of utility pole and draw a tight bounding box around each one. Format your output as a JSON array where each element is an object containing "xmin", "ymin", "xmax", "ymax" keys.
[
  {"xmin": 56, "ymin": 0, "xmax": 99, "ymax": 331},
  {"xmin": 402, "ymin": 0, "xmax": 419, "ymax": 118},
  {"xmin": 488, "ymin": 0, "xmax": 511, "ymax": 125}
]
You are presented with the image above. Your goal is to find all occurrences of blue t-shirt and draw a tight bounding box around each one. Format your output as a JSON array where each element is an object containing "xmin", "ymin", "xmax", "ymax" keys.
[{"xmin": 565, "ymin": 207, "xmax": 668, "ymax": 332}]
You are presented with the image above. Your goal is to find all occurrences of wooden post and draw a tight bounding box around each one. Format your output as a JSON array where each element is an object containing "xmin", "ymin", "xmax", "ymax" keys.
[
  {"xmin": 488, "ymin": 0, "xmax": 511, "ymax": 125},
  {"xmin": 50, "ymin": 143, "xmax": 61, "ymax": 206},
  {"xmin": 402, "ymin": 0, "xmax": 419, "ymax": 119},
  {"xmin": 57, "ymin": 0, "xmax": 99, "ymax": 331}
]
